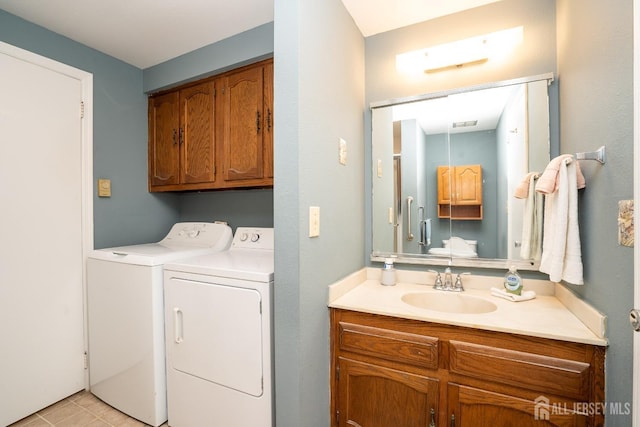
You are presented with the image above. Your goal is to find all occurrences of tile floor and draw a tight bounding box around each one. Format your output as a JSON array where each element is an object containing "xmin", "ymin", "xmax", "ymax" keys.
[{"xmin": 8, "ymin": 391, "xmax": 169, "ymax": 427}]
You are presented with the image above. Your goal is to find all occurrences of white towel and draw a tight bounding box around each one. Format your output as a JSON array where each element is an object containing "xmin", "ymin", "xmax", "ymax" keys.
[
  {"xmin": 490, "ymin": 287, "xmax": 537, "ymax": 302},
  {"xmin": 539, "ymin": 158, "xmax": 584, "ymax": 284},
  {"xmin": 519, "ymin": 172, "xmax": 543, "ymax": 261}
]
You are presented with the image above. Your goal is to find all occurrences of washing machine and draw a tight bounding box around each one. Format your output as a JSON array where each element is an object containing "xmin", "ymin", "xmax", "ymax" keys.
[
  {"xmin": 87, "ymin": 221, "xmax": 233, "ymax": 427},
  {"xmin": 163, "ymin": 227, "xmax": 274, "ymax": 427}
]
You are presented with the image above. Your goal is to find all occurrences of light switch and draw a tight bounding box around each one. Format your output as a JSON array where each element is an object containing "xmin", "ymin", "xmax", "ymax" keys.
[
  {"xmin": 98, "ymin": 179, "xmax": 111, "ymax": 197},
  {"xmin": 309, "ymin": 206, "xmax": 320, "ymax": 237}
]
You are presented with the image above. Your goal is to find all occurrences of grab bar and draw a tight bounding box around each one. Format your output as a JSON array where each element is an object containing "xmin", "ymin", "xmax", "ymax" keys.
[{"xmin": 407, "ymin": 196, "xmax": 414, "ymax": 241}]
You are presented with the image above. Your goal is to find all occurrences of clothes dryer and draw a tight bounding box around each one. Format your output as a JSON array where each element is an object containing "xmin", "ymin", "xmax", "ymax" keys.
[
  {"xmin": 163, "ymin": 227, "xmax": 274, "ymax": 427},
  {"xmin": 87, "ymin": 222, "xmax": 232, "ymax": 426}
]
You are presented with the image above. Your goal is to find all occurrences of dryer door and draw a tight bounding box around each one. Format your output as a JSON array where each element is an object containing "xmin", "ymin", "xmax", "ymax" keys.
[{"xmin": 165, "ymin": 277, "xmax": 264, "ymax": 397}]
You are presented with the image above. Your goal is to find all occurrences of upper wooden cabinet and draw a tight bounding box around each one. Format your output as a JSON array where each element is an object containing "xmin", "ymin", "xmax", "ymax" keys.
[
  {"xmin": 437, "ymin": 164, "xmax": 483, "ymax": 220},
  {"xmin": 148, "ymin": 59, "xmax": 273, "ymax": 192}
]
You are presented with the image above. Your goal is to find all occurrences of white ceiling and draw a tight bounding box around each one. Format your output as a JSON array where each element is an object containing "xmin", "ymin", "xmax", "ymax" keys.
[{"xmin": 0, "ymin": 0, "xmax": 500, "ymax": 68}]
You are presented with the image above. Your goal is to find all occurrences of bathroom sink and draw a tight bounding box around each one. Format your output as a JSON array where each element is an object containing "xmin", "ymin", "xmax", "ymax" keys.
[{"xmin": 401, "ymin": 291, "xmax": 498, "ymax": 314}]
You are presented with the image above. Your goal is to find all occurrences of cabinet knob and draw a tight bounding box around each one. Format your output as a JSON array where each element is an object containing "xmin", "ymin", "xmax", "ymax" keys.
[{"xmin": 450, "ymin": 414, "xmax": 455, "ymax": 427}]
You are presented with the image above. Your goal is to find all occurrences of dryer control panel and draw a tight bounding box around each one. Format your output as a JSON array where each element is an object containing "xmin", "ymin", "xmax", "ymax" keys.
[{"xmin": 232, "ymin": 227, "xmax": 274, "ymax": 250}]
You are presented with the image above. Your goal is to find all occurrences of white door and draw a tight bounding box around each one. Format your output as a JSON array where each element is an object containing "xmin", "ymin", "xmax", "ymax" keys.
[{"xmin": 0, "ymin": 43, "xmax": 93, "ymax": 426}]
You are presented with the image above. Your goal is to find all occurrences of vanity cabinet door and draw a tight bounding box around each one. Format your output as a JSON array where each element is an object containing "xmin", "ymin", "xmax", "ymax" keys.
[
  {"xmin": 448, "ymin": 383, "xmax": 587, "ymax": 427},
  {"xmin": 337, "ymin": 357, "xmax": 439, "ymax": 427}
]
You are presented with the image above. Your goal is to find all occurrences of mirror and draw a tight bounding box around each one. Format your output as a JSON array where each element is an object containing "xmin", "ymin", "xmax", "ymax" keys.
[{"xmin": 371, "ymin": 74, "xmax": 554, "ymax": 270}]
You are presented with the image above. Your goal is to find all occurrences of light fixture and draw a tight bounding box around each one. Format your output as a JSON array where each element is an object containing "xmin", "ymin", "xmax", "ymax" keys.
[{"xmin": 396, "ymin": 26, "xmax": 523, "ymax": 75}]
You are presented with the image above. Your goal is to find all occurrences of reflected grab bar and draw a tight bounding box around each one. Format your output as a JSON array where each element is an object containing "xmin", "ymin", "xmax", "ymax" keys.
[{"xmin": 407, "ymin": 196, "xmax": 414, "ymax": 241}]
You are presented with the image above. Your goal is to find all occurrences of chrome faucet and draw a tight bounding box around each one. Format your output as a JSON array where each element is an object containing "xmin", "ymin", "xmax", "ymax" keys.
[
  {"xmin": 443, "ymin": 267, "xmax": 453, "ymax": 290},
  {"xmin": 430, "ymin": 268, "xmax": 469, "ymax": 292}
]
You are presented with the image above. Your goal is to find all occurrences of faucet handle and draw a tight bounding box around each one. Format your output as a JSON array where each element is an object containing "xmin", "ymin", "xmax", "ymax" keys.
[
  {"xmin": 428, "ymin": 269, "xmax": 444, "ymax": 290},
  {"xmin": 453, "ymin": 272, "xmax": 470, "ymax": 292}
]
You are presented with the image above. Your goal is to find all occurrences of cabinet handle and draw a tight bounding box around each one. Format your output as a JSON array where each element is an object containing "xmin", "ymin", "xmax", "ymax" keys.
[
  {"xmin": 429, "ymin": 408, "xmax": 436, "ymax": 427},
  {"xmin": 256, "ymin": 111, "xmax": 261, "ymax": 133},
  {"xmin": 179, "ymin": 127, "xmax": 184, "ymax": 145},
  {"xmin": 406, "ymin": 196, "xmax": 414, "ymax": 241},
  {"xmin": 172, "ymin": 129, "xmax": 177, "ymax": 145},
  {"xmin": 450, "ymin": 414, "xmax": 455, "ymax": 427},
  {"xmin": 267, "ymin": 108, "xmax": 272, "ymax": 131}
]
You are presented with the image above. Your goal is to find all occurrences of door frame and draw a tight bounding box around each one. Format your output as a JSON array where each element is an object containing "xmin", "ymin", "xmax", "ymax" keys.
[
  {"xmin": 0, "ymin": 41, "xmax": 94, "ymax": 387},
  {"xmin": 634, "ymin": 1, "xmax": 640, "ymax": 424}
]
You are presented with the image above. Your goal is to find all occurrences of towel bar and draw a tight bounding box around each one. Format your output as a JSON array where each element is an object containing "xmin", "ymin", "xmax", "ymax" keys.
[{"xmin": 574, "ymin": 146, "xmax": 606, "ymax": 164}]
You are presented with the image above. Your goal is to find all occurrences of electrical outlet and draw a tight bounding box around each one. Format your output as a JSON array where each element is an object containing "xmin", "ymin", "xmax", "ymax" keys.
[{"xmin": 309, "ymin": 206, "xmax": 320, "ymax": 237}]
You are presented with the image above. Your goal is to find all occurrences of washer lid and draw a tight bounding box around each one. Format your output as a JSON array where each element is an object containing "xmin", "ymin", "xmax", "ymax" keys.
[
  {"xmin": 88, "ymin": 243, "xmax": 225, "ymax": 266},
  {"xmin": 88, "ymin": 222, "xmax": 233, "ymax": 266},
  {"xmin": 164, "ymin": 249, "xmax": 274, "ymax": 282}
]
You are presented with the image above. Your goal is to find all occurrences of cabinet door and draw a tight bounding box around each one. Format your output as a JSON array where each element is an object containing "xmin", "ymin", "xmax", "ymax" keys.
[
  {"xmin": 448, "ymin": 384, "xmax": 587, "ymax": 427},
  {"xmin": 454, "ymin": 165, "xmax": 482, "ymax": 205},
  {"xmin": 180, "ymin": 81, "xmax": 216, "ymax": 184},
  {"xmin": 337, "ymin": 358, "xmax": 439, "ymax": 427},
  {"xmin": 222, "ymin": 64, "xmax": 265, "ymax": 181},
  {"xmin": 263, "ymin": 61, "xmax": 274, "ymax": 179},
  {"xmin": 437, "ymin": 166, "xmax": 452, "ymax": 204},
  {"xmin": 148, "ymin": 91, "xmax": 180, "ymax": 187}
]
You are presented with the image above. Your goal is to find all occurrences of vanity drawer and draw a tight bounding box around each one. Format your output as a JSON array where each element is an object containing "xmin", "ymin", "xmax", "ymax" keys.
[
  {"xmin": 338, "ymin": 321, "xmax": 439, "ymax": 369},
  {"xmin": 449, "ymin": 340, "xmax": 590, "ymax": 400}
]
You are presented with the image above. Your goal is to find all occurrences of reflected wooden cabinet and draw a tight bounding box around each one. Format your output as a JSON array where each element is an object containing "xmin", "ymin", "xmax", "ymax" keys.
[
  {"xmin": 148, "ymin": 59, "xmax": 273, "ymax": 192},
  {"xmin": 437, "ymin": 164, "xmax": 483, "ymax": 220},
  {"xmin": 330, "ymin": 309, "xmax": 605, "ymax": 427}
]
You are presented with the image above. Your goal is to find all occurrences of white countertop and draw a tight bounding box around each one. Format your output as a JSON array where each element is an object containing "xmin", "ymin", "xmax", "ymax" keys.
[{"xmin": 328, "ymin": 268, "xmax": 608, "ymax": 346}]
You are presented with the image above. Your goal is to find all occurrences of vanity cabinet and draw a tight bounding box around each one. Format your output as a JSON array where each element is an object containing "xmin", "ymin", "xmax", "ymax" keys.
[
  {"xmin": 330, "ymin": 309, "xmax": 605, "ymax": 427},
  {"xmin": 148, "ymin": 59, "xmax": 273, "ymax": 192},
  {"xmin": 437, "ymin": 164, "xmax": 483, "ymax": 220}
]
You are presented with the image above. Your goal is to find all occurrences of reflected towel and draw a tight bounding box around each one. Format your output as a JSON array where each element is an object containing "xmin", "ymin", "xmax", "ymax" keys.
[
  {"xmin": 490, "ymin": 287, "xmax": 536, "ymax": 302},
  {"xmin": 520, "ymin": 172, "xmax": 543, "ymax": 260},
  {"xmin": 539, "ymin": 158, "xmax": 584, "ymax": 284},
  {"xmin": 514, "ymin": 172, "xmax": 539, "ymax": 199},
  {"xmin": 535, "ymin": 154, "xmax": 586, "ymax": 195}
]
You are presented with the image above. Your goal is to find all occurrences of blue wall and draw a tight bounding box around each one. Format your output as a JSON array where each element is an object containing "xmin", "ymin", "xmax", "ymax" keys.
[
  {"xmin": 273, "ymin": 0, "xmax": 365, "ymax": 424},
  {"xmin": 557, "ymin": 1, "xmax": 633, "ymax": 425}
]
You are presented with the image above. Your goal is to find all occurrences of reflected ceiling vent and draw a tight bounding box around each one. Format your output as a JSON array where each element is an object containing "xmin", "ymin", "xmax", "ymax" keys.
[{"xmin": 452, "ymin": 120, "xmax": 478, "ymax": 128}]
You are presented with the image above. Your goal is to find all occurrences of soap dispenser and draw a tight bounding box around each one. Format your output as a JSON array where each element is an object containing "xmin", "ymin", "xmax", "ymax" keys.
[
  {"xmin": 504, "ymin": 265, "xmax": 523, "ymax": 295},
  {"xmin": 380, "ymin": 257, "xmax": 396, "ymax": 286}
]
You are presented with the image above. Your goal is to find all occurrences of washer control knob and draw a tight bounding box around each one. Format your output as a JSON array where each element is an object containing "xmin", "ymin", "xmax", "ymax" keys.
[
  {"xmin": 251, "ymin": 233, "xmax": 260, "ymax": 242},
  {"xmin": 188, "ymin": 230, "xmax": 200, "ymax": 238},
  {"xmin": 239, "ymin": 232, "xmax": 249, "ymax": 242}
]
